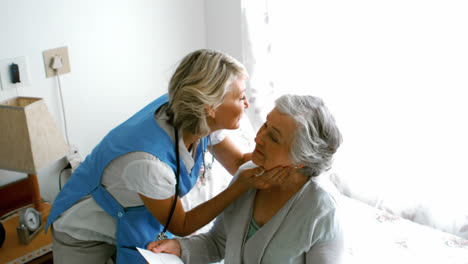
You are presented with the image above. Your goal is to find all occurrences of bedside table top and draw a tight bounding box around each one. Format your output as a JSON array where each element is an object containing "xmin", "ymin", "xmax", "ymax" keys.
[{"xmin": 0, "ymin": 203, "xmax": 52, "ymax": 264}]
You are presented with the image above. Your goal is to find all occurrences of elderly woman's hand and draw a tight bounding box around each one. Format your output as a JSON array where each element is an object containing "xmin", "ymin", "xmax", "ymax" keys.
[
  {"xmin": 147, "ymin": 239, "xmax": 181, "ymax": 257},
  {"xmin": 236, "ymin": 166, "xmax": 289, "ymax": 189}
]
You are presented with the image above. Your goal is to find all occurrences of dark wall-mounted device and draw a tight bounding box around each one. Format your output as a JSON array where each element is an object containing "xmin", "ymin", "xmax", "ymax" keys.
[{"xmin": 10, "ymin": 63, "xmax": 21, "ymax": 84}]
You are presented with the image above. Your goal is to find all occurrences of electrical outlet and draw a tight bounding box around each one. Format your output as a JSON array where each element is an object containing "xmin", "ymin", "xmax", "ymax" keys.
[
  {"xmin": 66, "ymin": 144, "xmax": 82, "ymax": 171},
  {"xmin": 0, "ymin": 56, "xmax": 31, "ymax": 91},
  {"xmin": 42, "ymin": 46, "xmax": 71, "ymax": 78}
]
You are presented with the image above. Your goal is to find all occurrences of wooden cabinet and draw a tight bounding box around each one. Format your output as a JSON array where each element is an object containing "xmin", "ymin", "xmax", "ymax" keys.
[
  {"xmin": 0, "ymin": 202, "xmax": 53, "ymax": 264},
  {"xmin": 0, "ymin": 176, "xmax": 53, "ymax": 264}
]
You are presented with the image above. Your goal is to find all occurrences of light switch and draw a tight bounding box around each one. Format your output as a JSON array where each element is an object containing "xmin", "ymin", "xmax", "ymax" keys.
[{"xmin": 10, "ymin": 63, "xmax": 20, "ymax": 83}]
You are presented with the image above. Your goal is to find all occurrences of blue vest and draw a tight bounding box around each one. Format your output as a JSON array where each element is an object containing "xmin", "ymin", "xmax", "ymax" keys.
[{"xmin": 46, "ymin": 94, "xmax": 208, "ymax": 263}]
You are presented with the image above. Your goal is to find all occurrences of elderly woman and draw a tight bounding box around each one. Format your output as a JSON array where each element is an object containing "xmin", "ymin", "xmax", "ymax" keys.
[{"xmin": 148, "ymin": 94, "xmax": 344, "ymax": 264}]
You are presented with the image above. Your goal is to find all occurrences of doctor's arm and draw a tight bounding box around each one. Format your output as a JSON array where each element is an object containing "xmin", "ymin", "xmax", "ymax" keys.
[
  {"xmin": 139, "ymin": 166, "xmax": 287, "ymax": 237},
  {"xmin": 148, "ymin": 213, "xmax": 228, "ymax": 263},
  {"xmin": 209, "ymin": 135, "xmax": 252, "ymax": 175}
]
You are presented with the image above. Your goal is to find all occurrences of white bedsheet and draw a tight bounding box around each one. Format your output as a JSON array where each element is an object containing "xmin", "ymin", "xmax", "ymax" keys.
[{"xmin": 339, "ymin": 194, "xmax": 468, "ymax": 264}]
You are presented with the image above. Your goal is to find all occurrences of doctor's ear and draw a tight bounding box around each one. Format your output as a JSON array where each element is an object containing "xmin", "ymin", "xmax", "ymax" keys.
[{"xmin": 206, "ymin": 105, "xmax": 216, "ymax": 118}]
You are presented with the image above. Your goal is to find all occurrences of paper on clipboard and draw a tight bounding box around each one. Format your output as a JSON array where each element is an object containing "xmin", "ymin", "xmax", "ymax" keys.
[{"xmin": 136, "ymin": 247, "xmax": 184, "ymax": 264}]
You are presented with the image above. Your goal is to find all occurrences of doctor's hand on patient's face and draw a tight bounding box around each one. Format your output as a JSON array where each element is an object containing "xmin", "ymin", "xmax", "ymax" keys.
[
  {"xmin": 236, "ymin": 166, "xmax": 289, "ymax": 190},
  {"xmin": 147, "ymin": 239, "xmax": 181, "ymax": 257}
]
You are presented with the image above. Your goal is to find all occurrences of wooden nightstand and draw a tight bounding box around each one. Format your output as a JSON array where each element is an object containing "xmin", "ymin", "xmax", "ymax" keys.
[{"xmin": 0, "ymin": 202, "xmax": 53, "ymax": 264}]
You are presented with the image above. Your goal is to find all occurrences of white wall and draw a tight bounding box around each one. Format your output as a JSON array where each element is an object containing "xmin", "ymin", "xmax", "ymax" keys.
[
  {"xmin": 205, "ymin": 0, "xmax": 243, "ymax": 61},
  {"xmin": 0, "ymin": 0, "xmax": 207, "ymax": 202}
]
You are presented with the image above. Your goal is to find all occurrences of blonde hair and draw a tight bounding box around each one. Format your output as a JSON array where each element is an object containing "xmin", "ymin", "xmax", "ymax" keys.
[{"xmin": 167, "ymin": 49, "xmax": 248, "ymax": 136}]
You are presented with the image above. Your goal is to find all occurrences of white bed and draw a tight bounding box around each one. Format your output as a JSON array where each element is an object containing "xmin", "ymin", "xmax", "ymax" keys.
[
  {"xmin": 338, "ymin": 193, "xmax": 468, "ymax": 263},
  {"xmin": 182, "ymin": 159, "xmax": 468, "ymax": 264}
]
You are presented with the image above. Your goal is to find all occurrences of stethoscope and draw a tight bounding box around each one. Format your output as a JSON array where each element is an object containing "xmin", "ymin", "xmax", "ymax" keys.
[
  {"xmin": 156, "ymin": 127, "xmax": 181, "ymax": 240},
  {"xmin": 156, "ymin": 127, "xmax": 212, "ymax": 241}
]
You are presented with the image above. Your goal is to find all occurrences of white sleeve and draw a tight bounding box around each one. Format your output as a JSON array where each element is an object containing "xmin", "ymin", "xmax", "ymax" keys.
[
  {"xmin": 209, "ymin": 130, "xmax": 227, "ymax": 145},
  {"xmin": 122, "ymin": 158, "xmax": 177, "ymax": 200}
]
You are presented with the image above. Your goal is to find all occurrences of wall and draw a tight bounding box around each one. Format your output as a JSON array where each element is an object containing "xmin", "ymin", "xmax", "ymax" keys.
[
  {"xmin": 0, "ymin": 0, "xmax": 207, "ymax": 203},
  {"xmin": 205, "ymin": 0, "xmax": 243, "ymax": 61}
]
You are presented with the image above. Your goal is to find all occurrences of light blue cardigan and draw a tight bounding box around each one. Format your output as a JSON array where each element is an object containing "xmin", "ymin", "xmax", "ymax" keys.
[{"xmin": 178, "ymin": 162, "xmax": 344, "ymax": 264}]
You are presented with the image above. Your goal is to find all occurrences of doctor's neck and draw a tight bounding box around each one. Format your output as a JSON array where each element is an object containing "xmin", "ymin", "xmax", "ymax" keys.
[{"xmin": 182, "ymin": 131, "xmax": 201, "ymax": 150}]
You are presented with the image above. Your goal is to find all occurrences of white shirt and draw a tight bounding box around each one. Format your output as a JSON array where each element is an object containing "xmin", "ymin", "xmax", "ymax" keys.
[{"xmin": 53, "ymin": 107, "xmax": 226, "ymax": 244}]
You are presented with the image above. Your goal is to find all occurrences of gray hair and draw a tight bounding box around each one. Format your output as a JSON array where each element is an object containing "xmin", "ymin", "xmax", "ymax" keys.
[
  {"xmin": 167, "ymin": 49, "xmax": 248, "ymax": 136},
  {"xmin": 275, "ymin": 94, "xmax": 342, "ymax": 177}
]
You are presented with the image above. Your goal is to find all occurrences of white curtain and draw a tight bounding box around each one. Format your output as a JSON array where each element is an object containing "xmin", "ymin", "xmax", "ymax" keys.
[
  {"xmin": 241, "ymin": 0, "xmax": 468, "ymax": 238},
  {"xmin": 240, "ymin": 0, "xmax": 276, "ymax": 131}
]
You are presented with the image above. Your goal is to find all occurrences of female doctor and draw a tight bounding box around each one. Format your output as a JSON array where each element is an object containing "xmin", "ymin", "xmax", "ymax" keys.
[{"xmin": 46, "ymin": 49, "xmax": 288, "ymax": 264}]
